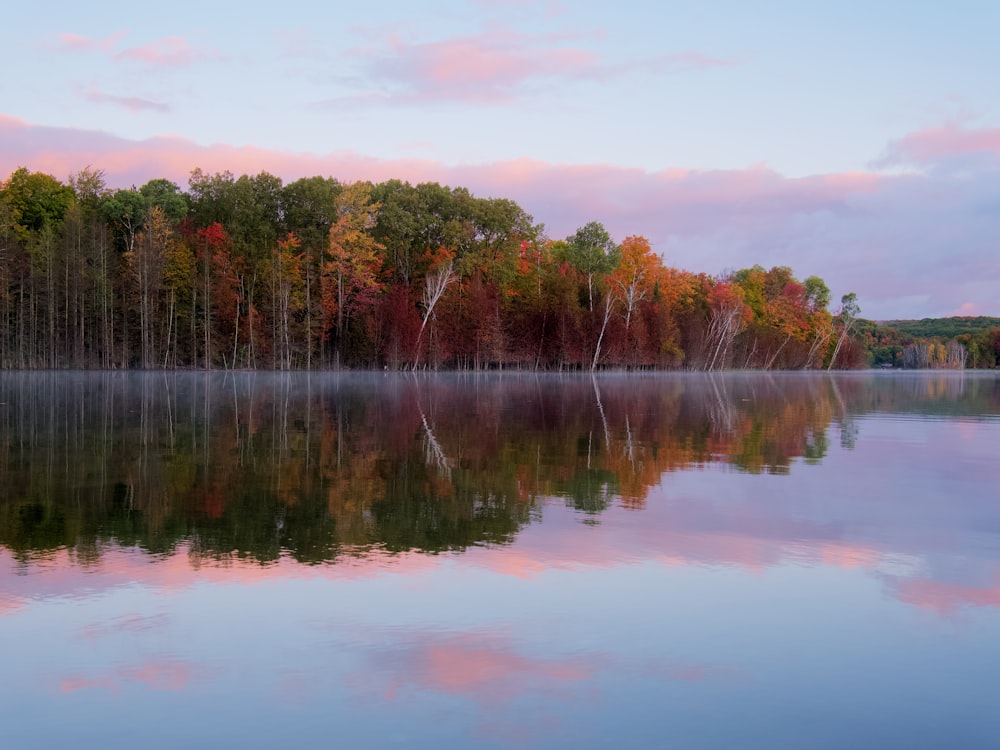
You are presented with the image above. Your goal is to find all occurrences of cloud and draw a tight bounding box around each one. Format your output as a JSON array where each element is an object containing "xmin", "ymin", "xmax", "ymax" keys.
[
  {"xmin": 876, "ymin": 123, "xmax": 1000, "ymax": 168},
  {"xmin": 342, "ymin": 26, "xmax": 733, "ymax": 105},
  {"xmin": 351, "ymin": 27, "xmax": 596, "ymax": 104},
  {"xmin": 116, "ymin": 36, "xmax": 223, "ymax": 67},
  {"xmin": 0, "ymin": 113, "xmax": 997, "ymax": 319},
  {"xmin": 54, "ymin": 31, "xmax": 221, "ymax": 67},
  {"xmin": 82, "ymin": 88, "xmax": 171, "ymax": 113},
  {"xmin": 56, "ymin": 31, "xmax": 127, "ymax": 53}
]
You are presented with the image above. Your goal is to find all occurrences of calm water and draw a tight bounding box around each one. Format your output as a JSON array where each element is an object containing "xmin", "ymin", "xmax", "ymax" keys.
[{"xmin": 1, "ymin": 372, "xmax": 998, "ymax": 749}]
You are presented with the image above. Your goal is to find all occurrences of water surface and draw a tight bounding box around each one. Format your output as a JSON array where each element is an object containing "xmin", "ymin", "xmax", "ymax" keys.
[{"xmin": 1, "ymin": 372, "xmax": 998, "ymax": 749}]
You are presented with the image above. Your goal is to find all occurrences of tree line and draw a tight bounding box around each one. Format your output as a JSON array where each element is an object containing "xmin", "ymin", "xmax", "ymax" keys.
[
  {"xmin": 1, "ymin": 165, "xmax": 868, "ymax": 370},
  {"xmin": 859, "ymin": 317, "xmax": 1000, "ymax": 369}
]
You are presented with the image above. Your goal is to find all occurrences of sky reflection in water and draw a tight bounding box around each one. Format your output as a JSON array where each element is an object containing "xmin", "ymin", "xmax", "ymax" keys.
[{"xmin": 1, "ymin": 372, "xmax": 999, "ymax": 749}]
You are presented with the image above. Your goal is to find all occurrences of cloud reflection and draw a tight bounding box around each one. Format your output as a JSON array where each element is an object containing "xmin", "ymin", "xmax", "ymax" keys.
[
  {"xmin": 342, "ymin": 628, "xmax": 741, "ymax": 742},
  {"xmin": 358, "ymin": 632, "xmax": 592, "ymax": 706},
  {"xmin": 58, "ymin": 660, "xmax": 193, "ymax": 693},
  {"xmin": 78, "ymin": 612, "xmax": 171, "ymax": 640}
]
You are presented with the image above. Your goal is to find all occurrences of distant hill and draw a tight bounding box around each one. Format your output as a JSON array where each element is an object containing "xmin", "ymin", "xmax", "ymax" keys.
[{"xmin": 880, "ymin": 316, "xmax": 1000, "ymax": 339}]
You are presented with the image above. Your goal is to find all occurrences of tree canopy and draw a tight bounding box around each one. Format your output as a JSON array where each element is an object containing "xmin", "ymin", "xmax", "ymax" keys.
[{"xmin": 0, "ymin": 165, "xmax": 924, "ymax": 371}]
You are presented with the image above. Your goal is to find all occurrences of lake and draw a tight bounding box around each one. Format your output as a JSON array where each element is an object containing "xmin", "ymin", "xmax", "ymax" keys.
[{"xmin": 1, "ymin": 371, "xmax": 998, "ymax": 749}]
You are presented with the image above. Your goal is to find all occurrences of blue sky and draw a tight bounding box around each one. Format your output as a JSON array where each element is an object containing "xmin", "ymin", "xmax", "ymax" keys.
[{"xmin": 2, "ymin": 0, "xmax": 999, "ymax": 318}]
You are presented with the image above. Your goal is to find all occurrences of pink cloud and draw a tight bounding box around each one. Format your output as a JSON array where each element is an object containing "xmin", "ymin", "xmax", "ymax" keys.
[
  {"xmin": 346, "ymin": 26, "xmax": 732, "ymax": 104},
  {"xmin": 361, "ymin": 28, "xmax": 597, "ymax": 103},
  {"xmin": 82, "ymin": 88, "xmax": 171, "ymax": 113},
  {"xmin": 53, "ymin": 30, "xmax": 221, "ymax": 68},
  {"xmin": 876, "ymin": 123, "xmax": 1000, "ymax": 167},
  {"xmin": 116, "ymin": 36, "xmax": 222, "ymax": 67},
  {"xmin": 0, "ymin": 114, "xmax": 876, "ymax": 233},
  {"xmin": 56, "ymin": 31, "xmax": 127, "ymax": 53}
]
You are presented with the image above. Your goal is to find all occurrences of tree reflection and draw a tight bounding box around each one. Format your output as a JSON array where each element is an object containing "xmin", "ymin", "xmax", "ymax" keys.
[{"xmin": 0, "ymin": 372, "xmax": 996, "ymax": 564}]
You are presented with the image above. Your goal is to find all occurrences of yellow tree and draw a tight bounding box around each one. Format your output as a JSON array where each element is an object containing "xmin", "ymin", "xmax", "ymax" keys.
[
  {"xmin": 325, "ymin": 182, "xmax": 384, "ymax": 365},
  {"xmin": 274, "ymin": 232, "xmax": 305, "ymax": 370},
  {"xmin": 162, "ymin": 233, "xmax": 197, "ymax": 368}
]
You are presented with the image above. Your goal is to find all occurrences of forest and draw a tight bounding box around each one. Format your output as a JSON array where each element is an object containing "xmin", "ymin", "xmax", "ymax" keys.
[
  {"xmin": 858, "ymin": 317, "xmax": 1000, "ymax": 369},
  {"xmin": 1, "ymin": 165, "xmax": 994, "ymax": 370}
]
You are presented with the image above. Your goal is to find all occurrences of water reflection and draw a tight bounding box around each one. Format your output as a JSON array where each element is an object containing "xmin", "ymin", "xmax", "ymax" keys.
[
  {"xmin": 0, "ymin": 371, "xmax": 997, "ymax": 566},
  {"xmin": 3, "ymin": 372, "xmax": 1000, "ymax": 749}
]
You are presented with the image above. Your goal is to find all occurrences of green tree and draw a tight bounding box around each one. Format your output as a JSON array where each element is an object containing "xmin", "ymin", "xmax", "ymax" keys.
[
  {"xmin": 803, "ymin": 275, "xmax": 831, "ymax": 312},
  {"xmin": 139, "ymin": 178, "xmax": 188, "ymax": 223},
  {"xmin": 2, "ymin": 168, "xmax": 75, "ymax": 235},
  {"xmin": 281, "ymin": 176, "xmax": 341, "ymax": 366},
  {"xmin": 103, "ymin": 187, "xmax": 147, "ymax": 255},
  {"xmin": 565, "ymin": 221, "xmax": 620, "ymax": 311}
]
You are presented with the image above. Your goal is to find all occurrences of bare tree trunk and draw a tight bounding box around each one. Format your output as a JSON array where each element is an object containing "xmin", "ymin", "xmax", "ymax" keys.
[
  {"xmin": 305, "ymin": 253, "xmax": 313, "ymax": 369},
  {"xmin": 591, "ymin": 290, "xmax": 616, "ymax": 371},
  {"xmin": 828, "ymin": 326, "xmax": 851, "ymax": 370},
  {"xmin": 705, "ymin": 308, "xmax": 741, "ymax": 371},
  {"xmin": 163, "ymin": 290, "xmax": 175, "ymax": 369},
  {"xmin": 414, "ymin": 260, "xmax": 456, "ymax": 368},
  {"xmin": 764, "ymin": 334, "xmax": 790, "ymax": 370},
  {"xmin": 804, "ymin": 330, "xmax": 830, "ymax": 370}
]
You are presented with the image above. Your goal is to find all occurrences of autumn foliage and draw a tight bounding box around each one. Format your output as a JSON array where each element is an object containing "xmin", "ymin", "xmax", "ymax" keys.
[{"xmin": 0, "ymin": 166, "xmax": 874, "ymax": 370}]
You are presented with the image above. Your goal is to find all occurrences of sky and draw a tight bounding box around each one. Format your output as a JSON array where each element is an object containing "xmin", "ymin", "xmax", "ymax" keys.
[{"xmin": 1, "ymin": 0, "xmax": 998, "ymax": 320}]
